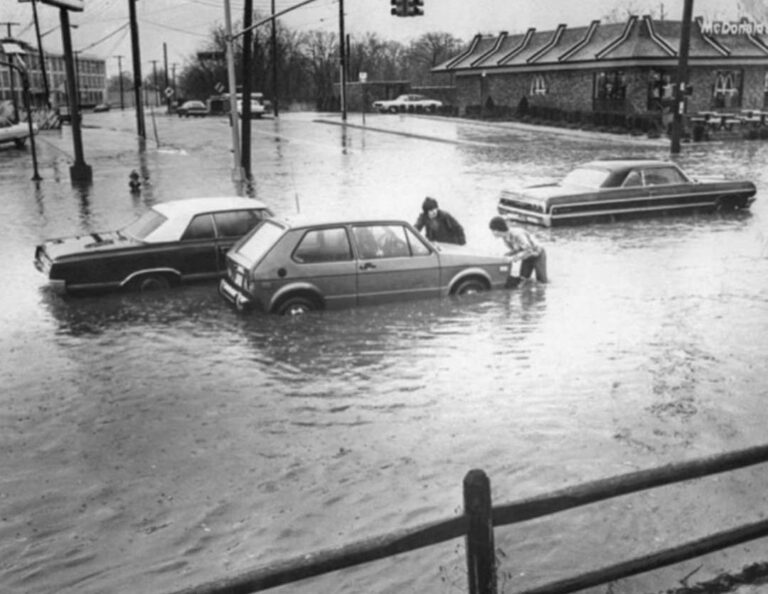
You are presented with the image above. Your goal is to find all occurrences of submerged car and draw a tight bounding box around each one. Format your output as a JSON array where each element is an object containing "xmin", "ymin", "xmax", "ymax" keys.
[
  {"xmin": 497, "ymin": 159, "xmax": 757, "ymax": 227},
  {"xmin": 177, "ymin": 100, "xmax": 208, "ymax": 117},
  {"xmin": 219, "ymin": 217, "xmax": 511, "ymax": 315},
  {"xmin": 35, "ymin": 197, "xmax": 273, "ymax": 295},
  {"xmin": 372, "ymin": 94, "xmax": 443, "ymax": 114}
]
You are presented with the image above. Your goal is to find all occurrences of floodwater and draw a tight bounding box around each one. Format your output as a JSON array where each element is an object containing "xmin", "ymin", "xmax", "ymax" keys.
[{"xmin": 2, "ymin": 110, "xmax": 768, "ymax": 594}]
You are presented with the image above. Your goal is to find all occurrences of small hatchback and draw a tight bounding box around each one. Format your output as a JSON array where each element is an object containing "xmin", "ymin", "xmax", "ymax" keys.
[{"xmin": 219, "ymin": 218, "xmax": 511, "ymax": 315}]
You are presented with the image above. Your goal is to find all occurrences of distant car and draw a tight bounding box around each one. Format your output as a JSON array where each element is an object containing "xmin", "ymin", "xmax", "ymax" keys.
[
  {"xmin": 35, "ymin": 197, "xmax": 273, "ymax": 295},
  {"xmin": 177, "ymin": 100, "xmax": 208, "ymax": 117},
  {"xmin": 0, "ymin": 120, "xmax": 36, "ymax": 148},
  {"xmin": 93, "ymin": 103, "xmax": 111, "ymax": 113},
  {"xmin": 219, "ymin": 217, "xmax": 511, "ymax": 315},
  {"xmin": 236, "ymin": 92, "xmax": 267, "ymax": 119},
  {"xmin": 497, "ymin": 159, "xmax": 757, "ymax": 227},
  {"xmin": 372, "ymin": 94, "xmax": 443, "ymax": 114}
]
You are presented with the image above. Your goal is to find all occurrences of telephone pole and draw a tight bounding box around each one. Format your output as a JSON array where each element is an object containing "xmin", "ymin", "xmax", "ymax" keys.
[
  {"xmin": 113, "ymin": 55, "xmax": 125, "ymax": 109},
  {"xmin": 128, "ymin": 0, "xmax": 146, "ymax": 139},
  {"xmin": 671, "ymin": 0, "xmax": 693, "ymax": 154},
  {"xmin": 150, "ymin": 59, "xmax": 159, "ymax": 107},
  {"xmin": 338, "ymin": 0, "xmax": 347, "ymax": 120}
]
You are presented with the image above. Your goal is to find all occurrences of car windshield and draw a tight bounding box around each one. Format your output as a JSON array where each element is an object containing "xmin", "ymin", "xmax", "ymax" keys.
[
  {"xmin": 234, "ymin": 219, "xmax": 285, "ymax": 263},
  {"xmin": 560, "ymin": 167, "xmax": 611, "ymax": 189},
  {"xmin": 121, "ymin": 209, "xmax": 167, "ymax": 241}
]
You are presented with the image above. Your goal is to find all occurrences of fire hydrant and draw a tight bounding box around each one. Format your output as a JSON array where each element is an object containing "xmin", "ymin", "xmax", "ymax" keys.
[{"xmin": 129, "ymin": 170, "xmax": 141, "ymax": 192}]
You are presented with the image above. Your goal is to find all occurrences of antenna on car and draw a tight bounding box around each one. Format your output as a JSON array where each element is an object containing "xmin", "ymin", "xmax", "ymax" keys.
[{"xmin": 291, "ymin": 164, "xmax": 300, "ymax": 213}]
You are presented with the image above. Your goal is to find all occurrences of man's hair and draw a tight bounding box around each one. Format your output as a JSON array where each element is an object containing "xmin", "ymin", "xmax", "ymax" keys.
[
  {"xmin": 422, "ymin": 197, "xmax": 439, "ymax": 212},
  {"xmin": 489, "ymin": 216, "xmax": 508, "ymax": 232}
]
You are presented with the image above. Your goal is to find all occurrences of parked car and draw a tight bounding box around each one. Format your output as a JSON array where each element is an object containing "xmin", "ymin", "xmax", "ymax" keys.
[
  {"xmin": 93, "ymin": 102, "xmax": 111, "ymax": 113},
  {"xmin": 34, "ymin": 197, "xmax": 273, "ymax": 295},
  {"xmin": 372, "ymin": 94, "xmax": 443, "ymax": 114},
  {"xmin": 177, "ymin": 100, "xmax": 208, "ymax": 117},
  {"xmin": 235, "ymin": 92, "xmax": 267, "ymax": 118},
  {"xmin": 219, "ymin": 217, "xmax": 511, "ymax": 315},
  {"xmin": 497, "ymin": 159, "xmax": 757, "ymax": 227},
  {"xmin": 0, "ymin": 120, "xmax": 36, "ymax": 148}
]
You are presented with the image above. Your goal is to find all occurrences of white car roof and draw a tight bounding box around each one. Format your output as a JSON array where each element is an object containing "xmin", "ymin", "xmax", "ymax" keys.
[{"xmin": 146, "ymin": 197, "xmax": 270, "ymax": 242}]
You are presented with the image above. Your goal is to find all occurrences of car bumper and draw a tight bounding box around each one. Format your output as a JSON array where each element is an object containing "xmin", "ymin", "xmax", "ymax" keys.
[{"xmin": 219, "ymin": 278, "xmax": 254, "ymax": 312}]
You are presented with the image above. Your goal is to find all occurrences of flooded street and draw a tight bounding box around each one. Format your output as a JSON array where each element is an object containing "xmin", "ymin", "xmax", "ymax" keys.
[{"xmin": 2, "ymin": 110, "xmax": 768, "ymax": 594}]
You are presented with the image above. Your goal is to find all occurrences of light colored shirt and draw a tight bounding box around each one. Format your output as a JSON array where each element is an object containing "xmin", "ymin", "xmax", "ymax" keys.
[{"xmin": 502, "ymin": 227, "xmax": 542, "ymax": 261}]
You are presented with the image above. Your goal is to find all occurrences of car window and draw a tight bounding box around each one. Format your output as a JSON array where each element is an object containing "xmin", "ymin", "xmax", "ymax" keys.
[
  {"xmin": 561, "ymin": 167, "xmax": 611, "ymax": 189},
  {"xmin": 181, "ymin": 214, "xmax": 216, "ymax": 240},
  {"xmin": 235, "ymin": 220, "xmax": 284, "ymax": 263},
  {"xmin": 622, "ymin": 170, "xmax": 643, "ymax": 187},
  {"xmin": 353, "ymin": 225, "xmax": 412, "ymax": 259},
  {"xmin": 405, "ymin": 227, "xmax": 432, "ymax": 256},
  {"xmin": 122, "ymin": 209, "xmax": 167, "ymax": 241},
  {"xmin": 293, "ymin": 227, "xmax": 351, "ymax": 263},
  {"xmin": 213, "ymin": 209, "xmax": 265, "ymax": 238},
  {"xmin": 643, "ymin": 167, "xmax": 688, "ymax": 186}
]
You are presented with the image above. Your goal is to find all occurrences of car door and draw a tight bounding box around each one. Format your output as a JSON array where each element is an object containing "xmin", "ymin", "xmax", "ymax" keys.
[
  {"xmin": 351, "ymin": 224, "xmax": 440, "ymax": 306},
  {"xmin": 176, "ymin": 213, "xmax": 220, "ymax": 279},
  {"xmin": 213, "ymin": 209, "xmax": 269, "ymax": 271}
]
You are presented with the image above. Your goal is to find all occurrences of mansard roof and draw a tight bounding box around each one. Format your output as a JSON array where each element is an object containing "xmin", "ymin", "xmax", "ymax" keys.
[{"xmin": 433, "ymin": 15, "xmax": 768, "ymax": 73}]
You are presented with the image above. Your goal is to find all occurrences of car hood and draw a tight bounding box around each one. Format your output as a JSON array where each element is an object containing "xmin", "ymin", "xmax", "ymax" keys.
[
  {"xmin": 433, "ymin": 243, "xmax": 509, "ymax": 265},
  {"xmin": 41, "ymin": 231, "xmax": 140, "ymax": 260}
]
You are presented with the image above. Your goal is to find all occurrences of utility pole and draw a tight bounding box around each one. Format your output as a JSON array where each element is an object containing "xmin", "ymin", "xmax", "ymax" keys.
[
  {"xmin": 150, "ymin": 59, "xmax": 159, "ymax": 107},
  {"xmin": 223, "ymin": 0, "xmax": 242, "ymax": 183},
  {"xmin": 163, "ymin": 43, "xmax": 170, "ymax": 113},
  {"xmin": 271, "ymin": 0, "xmax": 278, "ymax": 117},
  {"xmin": 671, "ymin": 0, "xmax": 693, "ymax": 154},
  {"xmin": 241, "ymin": 0, "xmax": 254, "ymax": 181},
  {"xmin": 338, "ymin": 0, "xmax": 347, "ymax": 120},
  {"xmin": 30, "ymin": 0, "xmax": 51, "ymax": 108},
  {"xmin": 128, "ymin": 0, "xmax": 146, "ymax": 139},
  {"xmin": 114, "ymin": 55, "xmax": 125, "ymax": 109},
  {"xmin": 59, "ymin": 8, "xmax": 91, "ymax": 181}
]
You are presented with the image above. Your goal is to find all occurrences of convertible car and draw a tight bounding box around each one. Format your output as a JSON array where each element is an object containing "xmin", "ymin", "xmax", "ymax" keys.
[
  {"xmin": 497, "ymin": 160, "xmax": 757, "ymax": 227},
  {"xmin": 35, "ymin": 197, "xmax": 273, "ymax": 295},
  {"xmin": 219, "ymin": 217, "xmax": 511, "ymax": 315}
]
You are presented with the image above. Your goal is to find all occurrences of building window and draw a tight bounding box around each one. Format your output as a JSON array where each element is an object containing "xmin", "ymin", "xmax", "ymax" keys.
[
  {"xmin": 530, "ymin": 74, "xmax": 547, "ymax": 96},
  {"xmin": 713, "ymin": 71, "xmax": 741, "ymax": 108},
  {"xmin": 648, "ymin": 69, "xmax": 674, "ymax": 110},
  {"xmin": 595, "ymin": 70, "xmax": 627, "ymax": 101}
]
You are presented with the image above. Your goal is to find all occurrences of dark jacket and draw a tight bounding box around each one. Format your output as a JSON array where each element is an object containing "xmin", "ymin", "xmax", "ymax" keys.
[{"xmin": 415, "ymin": 210, "xmax": 466, "ymax": 245}]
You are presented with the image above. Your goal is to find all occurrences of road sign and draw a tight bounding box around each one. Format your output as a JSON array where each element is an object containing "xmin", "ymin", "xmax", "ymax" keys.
[
  {"xmin": 215, "ymin": 82, "xmax": 225, "ymax": 94},
  {"xmin": 359, "ymin": 72, "xmax": 367, "ymax": 83},
  {"xmin": 164, "ymin": 87, "xmax": 174, "ymax": 98}
]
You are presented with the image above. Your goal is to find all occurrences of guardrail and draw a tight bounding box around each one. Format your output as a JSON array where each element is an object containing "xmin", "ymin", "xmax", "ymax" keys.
[{"xmin": 171, "ymin": 444, "xmax": 768, "ymax": 594}]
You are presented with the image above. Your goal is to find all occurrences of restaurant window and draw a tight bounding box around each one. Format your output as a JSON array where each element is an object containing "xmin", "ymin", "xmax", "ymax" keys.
[
  {"xmin": 763, "ymin": 72, "xmax": 768, "ymax": 107},
  {"xmin": 713, "ymin": 71, "xmax": 741, "ymax": 108},
  {"xmin": 530, "ymin": 74, "xmax": 548, "ymax": 96},
  {"xmin": 595, "ymin": 70, "xmax": 627, "ymax": 101},
  {"xmin": 648, "ymin": 69, "xmax": 674, "ymax": 110}
]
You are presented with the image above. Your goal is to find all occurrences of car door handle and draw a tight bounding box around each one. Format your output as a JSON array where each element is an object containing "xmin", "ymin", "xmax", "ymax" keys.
[{"xmin": 360, "ymin": 262, "xmax": 376, "ymax": 270}]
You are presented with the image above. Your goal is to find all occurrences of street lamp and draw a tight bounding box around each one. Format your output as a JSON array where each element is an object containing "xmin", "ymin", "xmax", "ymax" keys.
[{"xmin": 1, "ymin": 41, "xmax": 41, "ymax": 181}]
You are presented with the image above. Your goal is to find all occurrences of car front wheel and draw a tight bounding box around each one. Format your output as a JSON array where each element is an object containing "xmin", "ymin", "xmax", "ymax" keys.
[
  {"xmin": 276, "ymin": 295, "xmax": 318, "ymax": 316},
  {"xmin": 133, "ymin": 273, "xmax": 172, "ymax": 292},
  {"xmin": 454, "ymin": 278, "xmax": 487, "ymax": 296}
]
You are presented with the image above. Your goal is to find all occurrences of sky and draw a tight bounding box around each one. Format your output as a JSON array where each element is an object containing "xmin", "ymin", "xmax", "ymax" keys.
[{"xmin": 0, "ymin": 0, "xmax": 749, "ymax": 78}]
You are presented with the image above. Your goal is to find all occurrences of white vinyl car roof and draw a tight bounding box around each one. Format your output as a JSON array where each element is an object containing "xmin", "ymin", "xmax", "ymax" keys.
[{"xmin": 144, "ymin": 196, "xmax": 270, "ymax": 242}]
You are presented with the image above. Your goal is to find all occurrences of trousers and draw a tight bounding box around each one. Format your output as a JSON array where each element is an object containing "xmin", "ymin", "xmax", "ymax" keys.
[{"xmin": 519, "ymin": 248, "xmax": 548, "ymax": 282}]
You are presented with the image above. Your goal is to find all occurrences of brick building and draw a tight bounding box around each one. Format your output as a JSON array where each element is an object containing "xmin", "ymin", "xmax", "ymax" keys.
[{"xmin": 432, "ymin": 15, "xmax": 768, "ymax": 128}]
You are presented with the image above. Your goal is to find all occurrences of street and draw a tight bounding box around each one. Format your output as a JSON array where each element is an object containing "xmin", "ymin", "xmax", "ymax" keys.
[{"xmin": 2, "ymin": 109, "xmax": 768, "ymax": 594}]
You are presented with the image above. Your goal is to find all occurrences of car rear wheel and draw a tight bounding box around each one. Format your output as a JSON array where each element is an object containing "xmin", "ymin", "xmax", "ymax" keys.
[
  {"xmin": 276, "ymin": 295, "xmax": 318, "ymax": 316},
  {"xmin": 133, "ymin": 273, "xmax": 172, "ymax": 292},
  {"xmin": 454, "ymin": 278, "xmax": 487, "ymax": 296}
]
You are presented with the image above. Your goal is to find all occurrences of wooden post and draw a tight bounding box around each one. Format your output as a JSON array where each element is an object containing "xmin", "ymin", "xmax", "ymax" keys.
[{"xmin": 464, "ymin": 469, "xmax": 497, "ymax": 594}]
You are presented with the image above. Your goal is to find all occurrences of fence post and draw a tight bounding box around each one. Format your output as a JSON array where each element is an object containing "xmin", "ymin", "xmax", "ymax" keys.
[{"xmin": 464, "ymin": 469, "xmax": 497, "ymax": 594}]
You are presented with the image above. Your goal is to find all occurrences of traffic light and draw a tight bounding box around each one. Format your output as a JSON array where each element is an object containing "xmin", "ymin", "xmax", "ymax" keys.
[
  {"xmin": 390, "ymin": 0, "xmax": 406, "ymax": 16},
  {"xmin": 406, "ymin": 0, "xmax": 424, "ymax": 16}
]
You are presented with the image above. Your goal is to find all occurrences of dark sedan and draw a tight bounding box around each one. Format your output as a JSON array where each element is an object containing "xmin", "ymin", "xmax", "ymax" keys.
[
  {"xmin": 497, "ymin": 159, "xmax": 756, "ymax": 227},
  {"xmin": 177, "ymin": 100, "xmax": 208, "ymax": 117},
  {"xmin": 35, "ymin": 197, "xmax": 273, "ymax": 294}
]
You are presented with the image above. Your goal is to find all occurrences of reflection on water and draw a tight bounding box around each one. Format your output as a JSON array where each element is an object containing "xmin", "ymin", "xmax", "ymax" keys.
[{"xmin": 3, "ymin": 113, "xmax": 768, "ymax": 593}]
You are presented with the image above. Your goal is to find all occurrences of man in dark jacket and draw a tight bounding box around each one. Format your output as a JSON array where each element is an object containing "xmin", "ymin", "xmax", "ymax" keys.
[{"xmin": 414, "ymin": 197, "xmax": 466, "ymax": 245}]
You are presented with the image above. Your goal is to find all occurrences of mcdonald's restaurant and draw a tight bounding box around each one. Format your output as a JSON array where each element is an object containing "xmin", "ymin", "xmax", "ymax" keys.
[{"xmin": 432, "ymin": 15, "xmax": 768, "ymax": 137}]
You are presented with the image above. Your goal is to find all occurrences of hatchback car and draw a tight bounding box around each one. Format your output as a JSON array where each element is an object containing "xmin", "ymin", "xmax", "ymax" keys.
[
  {"xmin": 219, "ymin": 218, "xmax": 511, "ymax": 315},
  {"xmin": 35, "ymin": 197, "xmax": 273, "ymax": 294}
]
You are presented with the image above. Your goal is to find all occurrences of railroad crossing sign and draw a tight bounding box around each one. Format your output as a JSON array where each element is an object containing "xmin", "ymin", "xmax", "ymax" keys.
[
  {"xmin": 214, "ymin": 82, "xmax": 225, "ymax": 94},
  {"xmin": 164, "ymin": 87, "xmax": 174, "ymax": 99}
]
